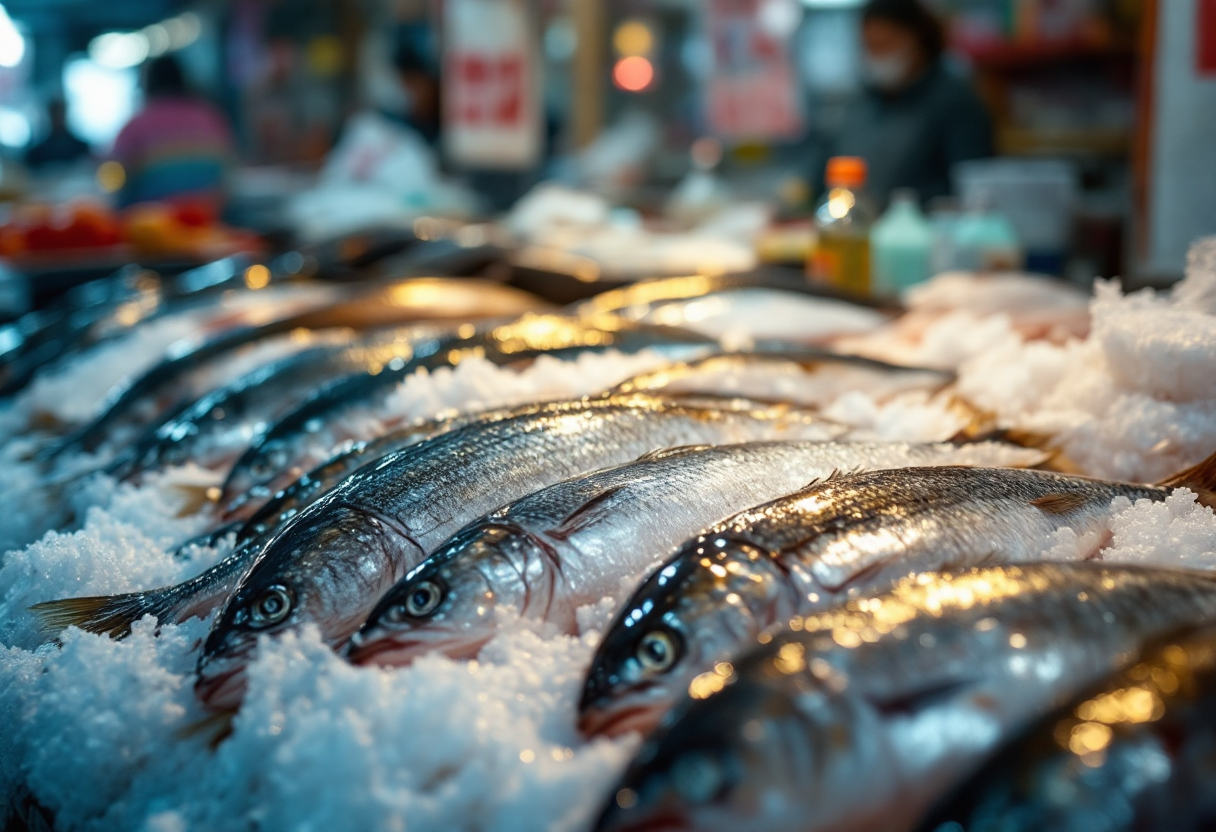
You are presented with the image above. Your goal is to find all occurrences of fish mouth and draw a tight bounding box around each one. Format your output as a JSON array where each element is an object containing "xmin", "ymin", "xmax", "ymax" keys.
[
  {"xmin": 579, "ymin": 701, "xmax": 664, "ymax": 739},
  {"xmin": 348, "ymin": 632, "xmax": 490, "ymax": 667},
  {"xmin": 195, "ymin": 659, "xmax": 250, "ymax": 711}
]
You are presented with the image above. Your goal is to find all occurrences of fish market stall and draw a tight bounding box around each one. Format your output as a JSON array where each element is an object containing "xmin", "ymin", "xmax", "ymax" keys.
[{"xmin": 1, "ymin": 237, "xmax": 1216, "ymax": 832}]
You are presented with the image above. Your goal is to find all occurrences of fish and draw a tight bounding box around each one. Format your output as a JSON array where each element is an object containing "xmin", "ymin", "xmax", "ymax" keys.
[
  {"xmin": 578, "ymin": 451, "xmax": 1216, "ymax": 739},
  {"xmin": 44, "ymin": 278, "xmax": 544, "ymax": 457},
  {"xmin": 572, "ymin": 272, "xmax": 892, "ymax": 345},
  {"xmin": 196, "ymin": 395, "xmax": 847, "ymax": 710},
  {"xmin": 913, "ymin": 621, "xmax": 1216, "ymax": 832},
  {"xmin": 607, "ymin": 350, "xmax": 952, "ymax": 408},
  {"xmin": 28, "ymin": 407, "xmax": 484, "ymax": 640},
  {"xmin": 218, "ymin": 313, "xmax": 719, "ymax": 511},
  {"xmin": 347, "ymin": 440, "xmax": 1045, "ymax": 667},
  {"xmin": 107, "ymin": 326, "xmax": 444, "ymax": 480},
  {"xmin": 593, "ymin": 563, "xmax": 1216, "ymax": 832}
]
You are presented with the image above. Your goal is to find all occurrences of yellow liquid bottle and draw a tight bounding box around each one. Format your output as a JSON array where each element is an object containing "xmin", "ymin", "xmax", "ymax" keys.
[{"xmin": 811, "ymin": 157, "xmax": 876, "ymax": 296}]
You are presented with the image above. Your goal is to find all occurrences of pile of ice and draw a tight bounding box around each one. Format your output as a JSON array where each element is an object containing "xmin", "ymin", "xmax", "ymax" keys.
[{"xmin": 3, "ymin": 241, "xmax": 1216, "ymax": 831}]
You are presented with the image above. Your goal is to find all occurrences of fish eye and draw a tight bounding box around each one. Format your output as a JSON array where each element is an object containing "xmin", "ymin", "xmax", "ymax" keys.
[
  {"xmin": 249, "ymin": 585, "xmax": 293, "ymax": 628},
  {"xmin": 404, "ymin": 580, "xmax": 444, "ymax": 618},
  {"xmin": 636, "ymin": 630, "xmax": 679, "ymax": 674}
]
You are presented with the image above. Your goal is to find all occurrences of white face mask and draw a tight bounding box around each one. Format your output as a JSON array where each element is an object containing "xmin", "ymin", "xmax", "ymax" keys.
[{"xmin": 862, "ymin": 50, "xmax": 913, "ymax": 90}]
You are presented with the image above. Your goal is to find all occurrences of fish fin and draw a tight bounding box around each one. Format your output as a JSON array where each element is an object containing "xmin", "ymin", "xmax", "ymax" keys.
[
  {"xmin": 802, "ymin": 467, "xmax": 858, "ymax": 491},
  {"xmin": 29, "ymin": 584, "xmax": 193, "ymax": 640},
  {"xmin": 549, "ymin": 486, "xmax": 626, "ymax": 542},
  {"xmin": 1157, "ymin": 449, "xmax": 1216, "ymax": 508},
  {"xmin": 171, "ymin": 483, "xmax": 222, "ymax": 518},
  {"xmin": 1030, "ymin": 492, "xmax": 1090, "ymax": 515},
  {"xmin": 635, "ymin": 445, "xmax": 714, "ymax": 463},
  {"xmin": 177, "ymin": 708, "xmax": 237, "ymax": 748}
]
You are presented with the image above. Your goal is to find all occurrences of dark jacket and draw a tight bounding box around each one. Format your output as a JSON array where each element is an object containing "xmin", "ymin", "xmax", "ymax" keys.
[{"xmin": 830, "ymin": 62, "xmax": 993, "ymax": 204}]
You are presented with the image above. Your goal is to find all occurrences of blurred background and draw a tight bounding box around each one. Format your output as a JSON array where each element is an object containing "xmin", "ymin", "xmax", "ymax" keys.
[{"xmin": 0, "ymin": 0, "xmax": 1210, "ymax": 313}]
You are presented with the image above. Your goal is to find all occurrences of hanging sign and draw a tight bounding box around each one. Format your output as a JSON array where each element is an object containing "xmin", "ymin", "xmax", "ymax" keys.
[
  {"xmin": 1199, "ymin": 0, "xmax": 1216, "ymax": 76},
  {"xmin": 443, "ymin": 0, "xmax": 542, "ymax": 169},
  {"xmin": 705, "ymin": 0, "xmax": 805, "ymax": 141}
]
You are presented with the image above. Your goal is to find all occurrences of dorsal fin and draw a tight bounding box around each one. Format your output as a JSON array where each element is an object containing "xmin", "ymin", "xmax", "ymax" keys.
[
  {"xmin": 635, "ymin": 445, "xmax": 714, "ymax": 463},
  {"xmin": 801, "ymin": 467, "xmax": 858, "ymax": 491},
  {"xmin": 547, "ymin": 486, "xmax": 626, "ymax": 541},
  {"xmin": 1157, "ymin": 449, "xmax": 1216, "ymax": 509},
  {"xmin": 1030, "ymin": 492, "xmax": 1090, "ymax": 515}
]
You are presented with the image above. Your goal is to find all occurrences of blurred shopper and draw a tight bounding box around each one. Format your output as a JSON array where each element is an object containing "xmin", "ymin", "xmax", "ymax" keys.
[
  {"xmin": 111, "ymin": 56, "xmax": 235, "ymax": 208},
  {"xmin": 826, "ymin": 0, "xmax": 993, "ymax": 205},
  {"xmin": 25, "ymin": 99, "xmax": 90, "ymax": 170},
  {"xmin": 393, "ymin": 45, "xmax": 441, "ymax": 148}
]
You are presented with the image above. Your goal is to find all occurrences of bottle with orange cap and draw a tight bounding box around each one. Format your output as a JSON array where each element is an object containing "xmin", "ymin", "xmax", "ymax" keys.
[{"xmin": 810, "ymin": 156, "xmax": 876, "ymax": 296}]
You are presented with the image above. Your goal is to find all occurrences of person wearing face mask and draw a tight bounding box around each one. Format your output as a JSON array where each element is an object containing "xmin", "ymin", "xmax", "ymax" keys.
[{"xmin": 824, "ymin": 0, "xmax": 993, "ymax": 206}]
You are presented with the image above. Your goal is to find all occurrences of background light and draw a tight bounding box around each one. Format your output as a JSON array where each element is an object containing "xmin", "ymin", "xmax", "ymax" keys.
[
  {"xmin": 0, "ymin": 107, "xmax": 29, "ymax": 147},
  {"xmin": 0, "ymin": 5, "xmax": 25, "ymax": 68},
  {"xmin": 87, "ymin": 13, "xmax": 201, "ymax": 70},
  {"xmin": 612, "ymin": 56, "xmax": 655, "ymax": 92},
  {"xmin": 64, "ymin": 57, "xmax": 140, "ymax": 148},
  {"xmin": 613, "ymin": 20, "xmax": 654, "ymax": 57}
]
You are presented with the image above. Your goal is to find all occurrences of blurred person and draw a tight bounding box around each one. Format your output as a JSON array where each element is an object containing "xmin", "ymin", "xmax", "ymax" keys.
[
  {"xmin": 25, "ymin": 99, "xmax": 91, "ymax": 170},
  {"xmin": 393, "ymin": 45, "xmax": 441, "ymax": 147},
  {"xmin": 825, "ymin": 0, "xmax": 993, "ymax": 205},
  {"xmin": 111, "ymin": 55, "xmax": 235, "ymax": 208}
]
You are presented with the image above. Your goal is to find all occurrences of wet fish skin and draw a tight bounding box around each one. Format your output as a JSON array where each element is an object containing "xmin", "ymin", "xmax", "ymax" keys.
[
  {"xmin": 578, "ymin": 464, "xmax": 1186, "ymax": 739},
  {"xmin": 28, "ymin": 406, "xmax": 476, "ymax": 640},
  {"xmin": 196, "ymin": 395, "xmax": 845, "ymax": 710},
  {"xmin": 219, "ymin": 313, "xmax": 717, "ymax": 508},
  {"xmin": 348, "ymin": 441, "xmax": 1044, "ymax": 668},
  {"xmin": 913, "ymin": 622, "xmax": 1216, "ymax": 832},
  {"xmin": 594, "ymin": 563, "xmax": 1216, "ymax": 832},
  {"xmin": 608, "ymin": 350, "xmax": 951, "ymax": 408},
  {"xmin": 44, "ymin": 278, "xmax": 542, "ymax": 457},
  {"xmin": 109, "ymin": 328, "xmax": 441, "ymax": 480}
]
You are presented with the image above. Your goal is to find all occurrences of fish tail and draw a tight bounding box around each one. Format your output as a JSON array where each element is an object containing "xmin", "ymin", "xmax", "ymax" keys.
[
  {"xmin": 29, "ymin": 587, "xmax": 186, "ymax": 639},
  {"xmin": 1157, "ymin": 449, "xmax": 1216, "ymax": 508}
]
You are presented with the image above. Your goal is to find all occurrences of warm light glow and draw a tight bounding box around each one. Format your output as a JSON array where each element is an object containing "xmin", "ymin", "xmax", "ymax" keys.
[
  {"xmin": 96, "ymin": 161, "xmax": 126, "ymax": 193},
  {"xmin": 243, "ymin": 264, "xmax": 271, "ymax": 290},
  {"xmin": 613, "ymin": 20, "xmax": 654, "ymax": 57},
  {"xmin": 613, "ymin": 56, "xmax": 654, "ymax": 92}
]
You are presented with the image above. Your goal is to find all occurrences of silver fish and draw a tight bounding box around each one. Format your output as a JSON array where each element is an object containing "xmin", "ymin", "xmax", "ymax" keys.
[
  {"xmin": 913, "ymin": 621, "xmax": 1216, "ymax": 832},
  {"xmin": 196, "ymin": 395, "xmax": 847, "ymax": 709},
  {"xmin": 109, "ymin": 327, "xmax": 443, "ymax": 479},
  {"xmin": 608, "ymin": 351, "xmax": 951, "ymax": 408},
  {"xmin": 348, "ymin": 440, "xmax": 1044, "ymax": 667},
  {"xmin": 578, "ymin": 454, "xmax": 1216, "ymax": 738},
  {"xmin": 218, "ymin": 313, "xmax": 718, "ymax": 511},
  {"xmin": 594, "ymin": 563, "xmax": 1216, "ymax": 832},
  {"xmin": 27, "ymin": 408, "xmax": 480, "ymax": 640}
]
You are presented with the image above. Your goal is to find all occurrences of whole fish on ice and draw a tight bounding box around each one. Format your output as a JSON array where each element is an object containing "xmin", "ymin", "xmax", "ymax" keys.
[
  {"xmin": 195, "ymin": 395, "xmax": 846, "ymax": 709},
  {"xmin": 348, "ymin": 440, "xmax": 1043, "ymax": 667},
  {"xmin": 594, "ymin": 563, "xmax": 1216, "ymax": 832},
  {"xmin": 579, "ymin": 452, "xmax": 1216, "ymax": 738}
]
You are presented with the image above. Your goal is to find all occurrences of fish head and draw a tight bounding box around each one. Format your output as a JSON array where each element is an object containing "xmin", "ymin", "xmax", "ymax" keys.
[
  {"xmin": 222, "ymin": 436, "xmax": 300, "ymax": 513},
  {"xmin": 579, "ymin": 536, "xmax": 795, "ymax": 739},
  {"xmin": 594, "ymin": 668, "xmax": 814, "ymax": 832},
  {"xmin": 348, "ymin": 523, "xmax": 555, "ymax": 667},
  {"xmin": 196, "ymin": 503, "xmax": 420, "ymax": 709}
]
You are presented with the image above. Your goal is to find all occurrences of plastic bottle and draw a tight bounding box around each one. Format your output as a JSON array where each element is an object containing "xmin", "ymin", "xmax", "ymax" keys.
[
  {"xmin": 953, "ymin": 191, "xmax": 1023, "ymax": 272},
  {"xmin": 811, "ymin": 156, "xmax": 875, "ymax": 295},
  {"xmin": 871, "ymin": 189, "xmax": 933, "ymax": 296}
]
